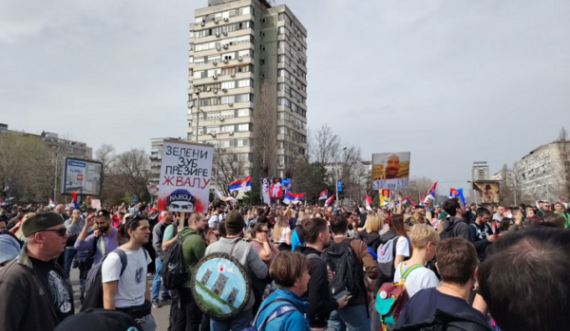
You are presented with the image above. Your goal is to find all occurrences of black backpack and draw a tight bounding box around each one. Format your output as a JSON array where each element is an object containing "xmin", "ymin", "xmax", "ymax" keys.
[
  {"xmin": 81, "ymin": 249, "xmax": 128, "ymax": 311},
  {"xmin": 395, "ymin": 309, "xmax": 493, "ymax": 331},
  {"xmin": 322, "ymin": 238, "xmax": 362, "ymax": 299},
  {"xmin": 159, "ymin": 231, "xmax": 197, "ymax": 289}
]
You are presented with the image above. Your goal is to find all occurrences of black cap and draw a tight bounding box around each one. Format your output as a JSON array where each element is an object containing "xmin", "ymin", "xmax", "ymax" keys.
[
  {"xmin": 54, "ymin": 309, "xmax": 141, "ymax": 331},
  {"xmin": 96, "ymin": 209, "xmax": 111, "ymax": 218}
]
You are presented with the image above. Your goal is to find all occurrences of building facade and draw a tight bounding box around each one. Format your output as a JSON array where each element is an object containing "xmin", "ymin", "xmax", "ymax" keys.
[
  {"xmin": 513, "ymin": 141, "xmax": 570, "ymax": 201},
  {"xmin": 187, "ymin": 0, "xmax": 308, "ymax": 178},
  {"xmin": 149, "ymin": 137, "xmax": 182, "ymax": 186},
  {"xmin": 0, "ymin": 123, "xmax": 93, "ymax": 160}
]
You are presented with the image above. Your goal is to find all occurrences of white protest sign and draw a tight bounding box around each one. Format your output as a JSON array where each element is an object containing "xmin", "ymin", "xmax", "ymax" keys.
[
  {"xmin": 91, "ymin": 199, "xmax": 102, "ymax": 210},
  {"xmin": 157, "ymin": 140, "xmax": 214, "ymax": 213}
]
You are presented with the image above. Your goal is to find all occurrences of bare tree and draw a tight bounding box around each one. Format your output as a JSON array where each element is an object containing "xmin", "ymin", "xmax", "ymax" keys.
[
  {"xmin": 252, "ymin": 80, "xmax": 277, "ymax": 178},
  {"xmin": 108, "ymin": 149, "xmax": 151, "ymax": 201},
  {"xmin": 95, "ymin": 144, "xmax": 116, "ymax": 174},
  {"xmin": 398, "ymin": 176, "xmax": 434, "ymax": 204},
  {"xmin": 212, "ymin": 153, "xmax": 247, "ymax": 197},
  {"xmin": 311, "ymin": 124, "xmax": 340, "ymax": 164}
]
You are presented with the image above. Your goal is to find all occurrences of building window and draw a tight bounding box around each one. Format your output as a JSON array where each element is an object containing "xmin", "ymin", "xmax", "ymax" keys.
[
  {"xmin": 238, "ymin": 123, "xmax": 249, "ymax": 131},
  {"xmin": 237, "ymin": 108, "xmax": 250, "ymax": 117}
]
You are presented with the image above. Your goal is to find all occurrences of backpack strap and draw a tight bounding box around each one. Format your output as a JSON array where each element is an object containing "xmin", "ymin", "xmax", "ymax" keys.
[
  {"xmin": 115, "ymin": 249, "xmax": 129, "ymax": 276},
  {"xmin": 368, "ymin": 246, "xmax": 378, "ymax": 259},
  {"xmin": 400, "ymin": 263, "xmax": 422, "ymax": 281},
  {"xmin": 252, "ymin": 298, "xmax": 297, "ymax": 330},
  {"xmin": 306, "ymin": 253, "xmax": 321, "ymax": 261}
]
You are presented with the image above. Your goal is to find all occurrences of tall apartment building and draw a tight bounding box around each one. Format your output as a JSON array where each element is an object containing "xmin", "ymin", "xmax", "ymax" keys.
[
  {"xmin": 513, "ymin": 141, "xmax": 570, "ymax": 201},
  {"xmin": 187, "ymin": 0, "xmax": 308, "ymax": 178}
]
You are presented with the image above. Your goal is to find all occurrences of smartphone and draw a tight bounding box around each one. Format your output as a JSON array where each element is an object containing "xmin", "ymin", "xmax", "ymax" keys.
[{"xmin": 333, "ymin": 290, "xmax": 351, "ymax": 300}]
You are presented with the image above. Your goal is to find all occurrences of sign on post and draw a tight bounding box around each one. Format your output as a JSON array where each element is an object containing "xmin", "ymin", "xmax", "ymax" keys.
[
  {"xmin": 61, "ymin": 158, "xmax": 103, "ymax": 196},
  {"xmin": 337, "ymin": 180, "xmax": 343, "ymax": 192},
  {"xmin": 157, "ymin": 140, "xmax": 214, "ymax": 213}
]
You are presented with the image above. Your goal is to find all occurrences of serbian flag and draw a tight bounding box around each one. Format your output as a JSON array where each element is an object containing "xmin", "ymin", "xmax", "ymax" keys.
[
  {"xmin": 0, "ymin": 198, "xmax": 3, "ymax": 205},
  {"xmin": 402, "ymin": 195, "xmax": 416, "ymax": 206},
  {"xmin": 49, "ymin": 199, "xmax": 56, "ymax": 208},
  {"xmin": 559, "ymin": 197, "xmax": 566, "ymax": 202},
  {"xmin": 228, "ymin": 176, "xmax": 251, "ymax": 192},
  {"xmin": 425, "ymin": 182, "xmax": 438, "ymax": 201},
  {"xmin": 71, "ymin": 192, "xmax": 77, "ymax": 209},
  {"xmin": 379, "ymin": 189, "xmax": 390, "ymax": 206},
  {"xmin": 365, "ymin": 195, "xmax": 373, "ymax": 211},
  {"xmin": 319, "ymin": 190, "xmax": 328, "ymax": 200},
  {"xmin": 325, "ymin": 194, "xmax": 335, "ymax": 207},
  {"xmin": 285, "ymin": 192, "xmax": 305, "ymax": 204},
  {"xmin": 457, "ymin": 188, "xmax": 466, "ymax": 206},
  {"xmin": 449, "ymin": 188, "xmax": 459, "ymax": 198},
  {"xmin": 420, "ymin": 191, "xmax": 427, "ymax": 206}
]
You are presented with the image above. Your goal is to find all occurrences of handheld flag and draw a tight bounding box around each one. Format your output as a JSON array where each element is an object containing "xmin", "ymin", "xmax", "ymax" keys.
[
  {"xmin": 325, "ymin": 194, "xmax": 335, "ymax": 207},
  {"xmin": 425, "ymin": 182, "xmax": 438, "ymax": 202},
  {"xmin": 0, "ymin": 198, "xmax": 3, "ymax": 205},
  {"xmin": 49, "ymin": 199, "xmax": 56, "ymax": 208},
  {"xmin": 379, "ymin": 189, "xmax": 390, "ymax": 206},
  {"xmin": 71, "ymin": 192, "xmax": 77, "ymax": 209},
  {"xmin": 319, "ymin": 190, "xmax": 328, "ymax": 200},
  {"xmin": 457, "ymin": 188, "xmax": 466, "ymax": 206},
  {"xmin": 449, "ymin": 188, "xmax": 459, "ymax": 199},
  {"xmin": 285, "ymin": 192, "xmax": 305, "ymax": 204},
  {"xmin": 365, "ymin": 195, "xmax": 373, "ymax": 211},
  {"xmin": 228, "ymin": 176, "xmax": 251, "ymax": 192}
]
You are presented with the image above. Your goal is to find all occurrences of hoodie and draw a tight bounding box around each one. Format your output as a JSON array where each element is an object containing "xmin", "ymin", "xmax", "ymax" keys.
[
  {"xmin": 439, "ymin": 216, "xmax": 470, "ymax": 241},
  {"xmin": 358, "ymin": 229, "xmax": 382, "ymax": 253},
  {"xmin": 255, "ymin": 288, "xmax": 310, "ymax": 331},
  {"xmin": 297, "ymin": 246, "xmax": 338, "ymax": 328}
]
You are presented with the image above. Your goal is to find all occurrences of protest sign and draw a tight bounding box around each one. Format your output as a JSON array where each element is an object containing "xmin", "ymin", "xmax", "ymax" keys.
[
  {"xmin": 90, "ymin": 199, "xmax": 101, "ymax": 210},
  {"xmin": 372, "ymin": 152, "xmax": 411, "ymax": 190},
  {"xmin": 157, "ymin": 140, "xmax": 214, "ymax": 213},
  {"xmin": 473, "ymin": 181, "xmax": 500, "ymax": 204}
]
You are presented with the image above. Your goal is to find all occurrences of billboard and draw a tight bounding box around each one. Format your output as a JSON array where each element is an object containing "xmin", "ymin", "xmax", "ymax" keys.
[
  {"xmin": 372, "ymin": 152, "xmax": 411, "ymax": 190},
  {"xmin": 157, "ymin": 140, "xmax": 214, "ymax": 213},
  {"xmin": 61, "ymin": 158, "xmax": 103, "ymax": 196},
  {"xmin": 473, "ymin": 181, "xmax": 500, "ymax": 204}
]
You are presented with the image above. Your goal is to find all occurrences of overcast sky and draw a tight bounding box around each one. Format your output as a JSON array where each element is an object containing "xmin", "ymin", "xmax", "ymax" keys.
[{"xmin": 1, "ymin": 0, "xmax": 569, "ymax": 195}]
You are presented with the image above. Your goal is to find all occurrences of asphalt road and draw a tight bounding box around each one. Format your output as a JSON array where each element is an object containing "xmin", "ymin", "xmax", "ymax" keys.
[{"xmin": 70, "ymin": 268, "xmax": 172, "ymax": 330}]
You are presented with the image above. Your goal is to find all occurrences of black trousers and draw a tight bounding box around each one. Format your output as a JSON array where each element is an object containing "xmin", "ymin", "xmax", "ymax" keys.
[{"xmin": 171, "ymin": 288, "xmax": 203, "ymax": 331}]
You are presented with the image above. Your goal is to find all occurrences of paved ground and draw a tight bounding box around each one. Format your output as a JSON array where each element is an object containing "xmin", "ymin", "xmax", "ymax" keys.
[{"xmin": 70, "ymin": 268, "xmax": 172, "ymax": 330}]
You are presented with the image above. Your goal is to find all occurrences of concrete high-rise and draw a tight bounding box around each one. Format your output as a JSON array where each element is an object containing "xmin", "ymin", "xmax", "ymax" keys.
[{"xmin": 187, "ymin": 0, "xmax": 308, "ymax": 178}]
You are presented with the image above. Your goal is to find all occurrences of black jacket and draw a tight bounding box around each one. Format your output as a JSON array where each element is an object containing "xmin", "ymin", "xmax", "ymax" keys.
[
  {"xmin": 359, "ymin": 229, "xmax": 381, "ymax": 253},
  {"xmin": 0, "ymin": 246, "xmax": 74, "ymax": 331},
  {"xmin": 469, "ymin": 222, "xmax": 493, "ymax": 261},
  {"xmin": 298, "ymin": 246, "xmax": 339, "ymax": 328},
  {"xmin": 440, "ymin": 216, "xmax": 470, "ymax": 241}
]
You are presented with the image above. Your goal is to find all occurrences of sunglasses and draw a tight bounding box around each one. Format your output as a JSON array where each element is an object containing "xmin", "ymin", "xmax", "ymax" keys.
[{"xmin": 42, "ymin": 228, "xmax": 68, "ymax": 237}]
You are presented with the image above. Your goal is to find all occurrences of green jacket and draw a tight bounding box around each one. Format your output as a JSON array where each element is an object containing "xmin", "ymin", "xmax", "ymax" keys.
[{"xmin": 179, "ymin": 228, "xmax": 206, "ymax": 288}]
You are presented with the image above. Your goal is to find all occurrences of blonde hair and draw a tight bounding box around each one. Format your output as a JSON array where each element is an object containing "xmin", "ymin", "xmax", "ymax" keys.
[
  {"xmin": 365, "ymin": 213, "xmax": 384, "ymax": 234},
  {"xmin": 273, "ymin": 216, "xmax": 289, "ymax": 243},
  {"xmin": 410, "ymin": 224, "xmax": 439, "ymax": 249}
]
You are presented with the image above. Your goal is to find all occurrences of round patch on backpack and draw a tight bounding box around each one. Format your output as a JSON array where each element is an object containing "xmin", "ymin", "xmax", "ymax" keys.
[{"xmin": 191, "ymin": 252, "xmax": 250, "ymax": 320}]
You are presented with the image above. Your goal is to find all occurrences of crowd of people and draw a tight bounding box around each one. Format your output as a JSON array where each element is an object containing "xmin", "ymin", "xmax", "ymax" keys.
[{"xmin": 0, "ymin": 197, "xmax": 569, "ymax": 331}]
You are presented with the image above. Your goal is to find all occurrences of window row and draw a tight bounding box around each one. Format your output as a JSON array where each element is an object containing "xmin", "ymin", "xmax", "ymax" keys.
[
  {"xmin": 191, "ymin": 35, "xmax": 254, "ymax": 52},
  {"xmin": 191, "ymin": 49, "xmax": 253, "ymax": 65},
  {"xmin": 278, "ymin": 83, "xmax": 306, "ymax": 104},
  {"xmin": 278, "ymin": 51, "xmax": 306, "ymax": 69},
  {"xmin": 192, "ymin": 64, "xmax": 254, "ymax": 79},
  {"xmin": 194, "ymin": 79, "xmax": 253, "ymax": 92},
  {"xmin": 195, "ymin": 6, "xmax": 252, "ymax": 23},
  {"xmin": 191, "ymin": 21, "xmax": 254, "ymax": 39},
  {"xmin": 278, "ymin": 97, "xmax": 307, "ymax": 117},
  {"xmin": 205, "ymin": 138, "xmax": 252, "ymax": 148},
  {"xmin": 277, "ymin": 13, "xmax": 307, "ymax": 42},
  {"xmin": 199, "ymin": 108, "xmax": 251, "ymax": 120},
  {"xmin": 277, "ymin": 112, "xmax": 307, "ymax": 130},
  {"xmin": 198, "ymin": 123, "xmax": 251, "ymax": 135},
  {"xmin": 195, "ymin": 93, "xmax": 254, "ymax": 106},
  {"xmin": 277, "ymin": 127, "xmax": 307, "ymax": 143}
]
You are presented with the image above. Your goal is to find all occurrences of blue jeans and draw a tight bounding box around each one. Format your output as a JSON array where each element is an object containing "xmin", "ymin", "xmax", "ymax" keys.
[
  {"xmin": 210, "ymin": 308, "xmax": 252, "ymax": 331},
  {"xmin": 63, "ymin": 248, "xmax": 77, "ymax": 277},
  {"xmin": 152, "ymin": 258, "xmax": 170, "ymax": 301},
  {"xmin": 328, "ymin": 304, "xmax": 371, "ymax": 331}
]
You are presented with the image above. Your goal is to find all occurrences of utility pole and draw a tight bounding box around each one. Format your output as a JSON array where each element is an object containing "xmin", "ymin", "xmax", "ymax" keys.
[
  {"xmin": 54, "ymin": 149, "xmax": 58, "ymax": 203},
  {"xmin": 194, "ymin": 90, "xmax": 201, "ymax": 143}
]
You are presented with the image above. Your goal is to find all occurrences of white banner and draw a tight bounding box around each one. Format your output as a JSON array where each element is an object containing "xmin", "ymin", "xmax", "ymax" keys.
[{"xmin": 157, "ymin": 141, "xmax": 214, "ymax": 213}]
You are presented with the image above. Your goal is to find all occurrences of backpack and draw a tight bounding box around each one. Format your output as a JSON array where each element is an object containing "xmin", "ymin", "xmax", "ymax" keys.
[
  {"xmin": 81, "ymin": 248, "xmax": 148, "ymax": 311},
  {"xmin": 191, "ymin": 240, "xmax": 251, "ymax": 320},
  {"xmin": 243, "ymin": 298, "xmax": 298, "ymax": 331},
  {"xmin": 80, "ymin": 249, "xmax": 128, "ymax": 311},
  {"xmin": 322, "ymin": 238, "xmax": 361, "ymax": 298},
  {"xmin": 159, "ymin": 231, "xmax": 197, "ymax": 289},
  {"xmin": 377, "ymin": 236, "xmax": 403, "ymax": 281},
  {"xmin": 394, "ymin": 309, "xmax": 493, "ymax": 331},
  {"xmin": 376, "ymin": 263, "xmax": 422, "ymax": 327}
]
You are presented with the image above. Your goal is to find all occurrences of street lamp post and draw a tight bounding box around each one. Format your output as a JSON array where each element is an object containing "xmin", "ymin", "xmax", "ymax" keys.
[{"xmin": 336, "ymin": 147, "xmax": 347, "ymax": 206}]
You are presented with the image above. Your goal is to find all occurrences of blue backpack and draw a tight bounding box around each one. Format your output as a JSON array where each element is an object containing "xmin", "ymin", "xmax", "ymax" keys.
[{"xmin": 243, "ymin": 298, "xmax": 297, "ymax": 331}]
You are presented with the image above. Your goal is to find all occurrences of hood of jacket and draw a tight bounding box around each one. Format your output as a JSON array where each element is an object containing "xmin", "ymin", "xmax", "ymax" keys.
[
  {"xmin": 257, "ymin": 288, "xmax": 309, "ymax": 326},
  {"xmin": 297, "ymin": 246, "xmax": 322, "ymax": 256},
  {"xmin": 359, "ymin": 230, "xmax": 380, "ymax": 247},
  {"xmin": 442, "ymin": 216, "xmax": 466, "ymax": 232}
]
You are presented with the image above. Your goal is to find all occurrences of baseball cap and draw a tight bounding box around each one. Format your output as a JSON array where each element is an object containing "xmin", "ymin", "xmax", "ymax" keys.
[{"xmin": 54, "ymin": 309, "xmax": 141, "ymax": 331}]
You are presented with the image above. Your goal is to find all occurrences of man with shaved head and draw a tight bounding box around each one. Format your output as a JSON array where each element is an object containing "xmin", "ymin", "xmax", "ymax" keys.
[{"xmin": 385, "ymin": 154, "xmax": 401, "ymax": 179}]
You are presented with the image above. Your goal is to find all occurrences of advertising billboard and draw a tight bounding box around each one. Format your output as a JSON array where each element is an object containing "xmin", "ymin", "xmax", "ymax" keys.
[{"xmin": 61, "ymin": 158, "xmax": 103, "ymax": 196}]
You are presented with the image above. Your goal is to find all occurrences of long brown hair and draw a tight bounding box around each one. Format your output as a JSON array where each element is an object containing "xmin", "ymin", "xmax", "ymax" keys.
[
  {"xmin": 390, "ymin": 214, "xmax": 408, "ymax": 237},
  {"xmin": 273, "ymin": 216, "xmax": 289, "ymax": 242}
]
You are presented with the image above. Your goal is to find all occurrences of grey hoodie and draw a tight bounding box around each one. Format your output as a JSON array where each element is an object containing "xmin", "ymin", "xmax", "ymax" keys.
[{"xmin": 439, "ymin": 216, "xmax": 470, "ymax": 241}]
